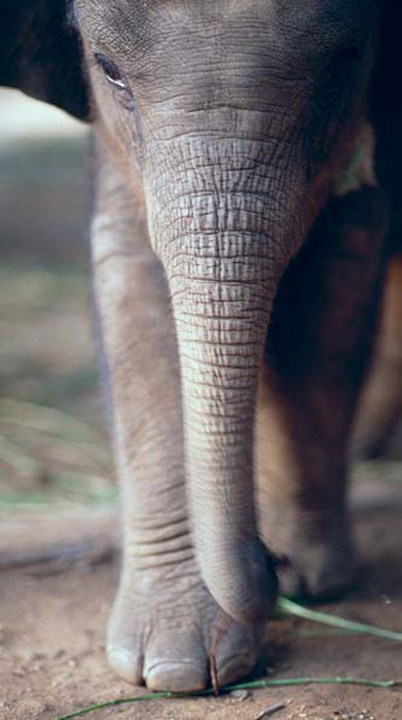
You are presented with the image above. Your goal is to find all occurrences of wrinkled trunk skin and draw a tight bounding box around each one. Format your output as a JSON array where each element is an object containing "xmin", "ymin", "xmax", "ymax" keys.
[{"xmin": 145, "ymin": 137, "xmax": 299, "ymax": 623}]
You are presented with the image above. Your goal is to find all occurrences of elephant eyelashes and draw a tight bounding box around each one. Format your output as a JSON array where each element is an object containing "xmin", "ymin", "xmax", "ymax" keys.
[{"xmin": 94, "ymin": 53, "xmax": 127, "ymax": 90}]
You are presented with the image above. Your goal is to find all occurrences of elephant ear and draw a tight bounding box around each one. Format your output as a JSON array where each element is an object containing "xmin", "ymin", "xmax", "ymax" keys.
[
  {"xmin": 370, "ymin": 0, "xmax": 402, "ymax": 254},
  {"xmin": 370, "ymin": 0, "xmax": 402, "ymax": 117},
  {"xmin": 0, "ymin": 0, "xmax": 89, "ymax": 121}
]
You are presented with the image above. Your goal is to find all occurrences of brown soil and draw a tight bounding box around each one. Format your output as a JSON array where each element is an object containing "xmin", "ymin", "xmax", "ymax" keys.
[{"xmin": 1, "ymin": 474, "xmax": 402, "ymax": 720}]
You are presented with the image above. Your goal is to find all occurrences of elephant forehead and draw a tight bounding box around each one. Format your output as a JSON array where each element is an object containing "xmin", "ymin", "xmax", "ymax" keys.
[
  {"xmin": 74, "ymin": 0, "xmax": 378, "ymax": 49},
  {"xmin": 74, "ymin": 0, "xmax": 279, "ymax": 42}
]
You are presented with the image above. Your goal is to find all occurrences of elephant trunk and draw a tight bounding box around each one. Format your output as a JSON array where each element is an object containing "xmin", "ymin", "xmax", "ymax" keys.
[
  {"xmin": 148, "ymin": 139, "xmax": 294, "ymax": 623},
  {"xmin": 173, "ymin": 271, "xmax": 278, "ymax": 623}
]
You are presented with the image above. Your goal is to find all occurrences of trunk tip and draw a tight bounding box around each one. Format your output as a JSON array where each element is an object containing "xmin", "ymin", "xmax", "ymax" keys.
[{"xmin": 205, "ymin": 537, "xmax": 278, "ymax": 625}]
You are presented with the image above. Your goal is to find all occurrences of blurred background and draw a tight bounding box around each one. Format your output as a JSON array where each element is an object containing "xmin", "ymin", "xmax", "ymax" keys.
[{"xmin": 0, "ymin": 88, "xmax": 116, "ymax": 524}]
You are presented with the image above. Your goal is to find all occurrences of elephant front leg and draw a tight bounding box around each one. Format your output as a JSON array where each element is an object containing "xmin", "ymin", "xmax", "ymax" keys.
[
  {"xmin": 93, "ymin": 148, "xmax": 259, "ymax": 692},
  {"xmin": 256, "ymin": 186, "xmax": 388, "ymax": 599}
]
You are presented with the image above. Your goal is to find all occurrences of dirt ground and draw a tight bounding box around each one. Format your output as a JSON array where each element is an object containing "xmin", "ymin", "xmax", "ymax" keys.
[
  {"xmin": 1, "ymin": 476, "xmax": 402, "ymax": 720},
  {"xmin": 0, "ymin": 90, "xmax": 401, "ymax": 720}
]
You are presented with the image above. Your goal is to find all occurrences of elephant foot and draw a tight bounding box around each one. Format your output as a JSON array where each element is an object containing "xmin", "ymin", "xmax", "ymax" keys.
[
  {"xmin": 260, "ymin": 505, "xmax": 356, "ymax": 600},
  {"xmin": 275, "ymin": 534, "xmax": 356, "ymax": 601},
  {"xmin": 106, "ymin": 557, "xmax": 261, "ymax": 691}
]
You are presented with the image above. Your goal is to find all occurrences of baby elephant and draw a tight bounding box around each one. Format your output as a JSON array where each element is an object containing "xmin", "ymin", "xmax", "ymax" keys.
[{"xmin": 1, "ymin": 0, "xmax": 399, "ymax": 692}]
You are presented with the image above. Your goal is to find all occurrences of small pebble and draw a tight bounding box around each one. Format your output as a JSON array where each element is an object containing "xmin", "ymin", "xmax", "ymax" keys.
[
  {"xmin": 230, "ymin": 689, "xmax": 250, "ymax": 701},
  {"xmin": 41, "ymin": 703, "xmax": 55, "ymax": 712},
  {"xmin": 54, "ymin": 649, "xmax": 66, "ymax": 659},
  {"xmin": 18, "ymin": 649, "xmax": 44, "ymax": 662}
]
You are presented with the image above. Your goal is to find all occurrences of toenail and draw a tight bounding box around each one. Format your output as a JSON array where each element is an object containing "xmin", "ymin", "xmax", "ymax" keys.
[
  {"xmin": 145, "ymin": 660, "xmax": 207, "ymax": 692},
  {"xmin": 107, "ymin": 647, "xmax": 140, "ymax": 682},
  {"xmin": 218, "ymin": 654, "xmax": 255, "ymax": 683},
  {"xmin": 145, "ymin": 658, "xmax": 199, "ymax": 674}
]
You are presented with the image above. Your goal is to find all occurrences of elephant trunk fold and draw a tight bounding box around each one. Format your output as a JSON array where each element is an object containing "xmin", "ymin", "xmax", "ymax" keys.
[
  {"xmin": 173, "ymin": 275, "xmax": 278, "ymax": 623},
  {"xmin": 149, "ymin": 142, "xmax": 288, "ymax": 622}
]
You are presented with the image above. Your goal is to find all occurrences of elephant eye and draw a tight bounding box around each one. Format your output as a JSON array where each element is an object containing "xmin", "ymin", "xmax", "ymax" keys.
[{"xmin": 94, "ymin": 53, "xmax": 127, "ymax": 90}]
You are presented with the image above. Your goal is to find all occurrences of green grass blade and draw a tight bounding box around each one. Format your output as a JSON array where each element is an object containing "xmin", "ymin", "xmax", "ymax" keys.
[
  {"xmin": 58, "ymin": 692, "xmax": 174, "ymax": 720},
  {"xmin": 277, "ymin": 597, "xmax": 402, "ymax": 641},
  {"xmin": 0, "ymin": 435, "xmax": 42, "ymax": 480},
  {"xmin": 57, "ymin": 676, "xmax": 402, "ymax": 719},
  {"xmin": 0, "ymin": 399, "xmax": 103, "ymax": 445}
]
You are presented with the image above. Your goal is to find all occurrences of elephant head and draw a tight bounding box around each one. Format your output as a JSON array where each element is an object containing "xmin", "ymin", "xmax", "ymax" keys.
[{"xmin": 1, "ymin": 0, "xmax": 392, "ymax": 623}]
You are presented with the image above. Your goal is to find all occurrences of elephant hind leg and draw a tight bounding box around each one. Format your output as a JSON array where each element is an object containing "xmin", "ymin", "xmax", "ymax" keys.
[
  {"xmin": 256, "ymin": 186, "xmax": 389, "ymax": 599},
  {"xmin": 353, "ymin": 254, "xmax": 402, "ymax": 460}
]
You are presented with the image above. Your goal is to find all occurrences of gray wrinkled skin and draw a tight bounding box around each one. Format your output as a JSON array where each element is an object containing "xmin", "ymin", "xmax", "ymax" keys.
[{"xmin": 3, "ymin": 0, "xmax": 392, "ymax": 692}]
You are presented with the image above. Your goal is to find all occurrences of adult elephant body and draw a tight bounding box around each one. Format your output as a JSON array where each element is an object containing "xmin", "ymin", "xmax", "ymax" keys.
[{"xmin": 1, "ymin": 0, "xmax": 399, "ymax": 692}]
